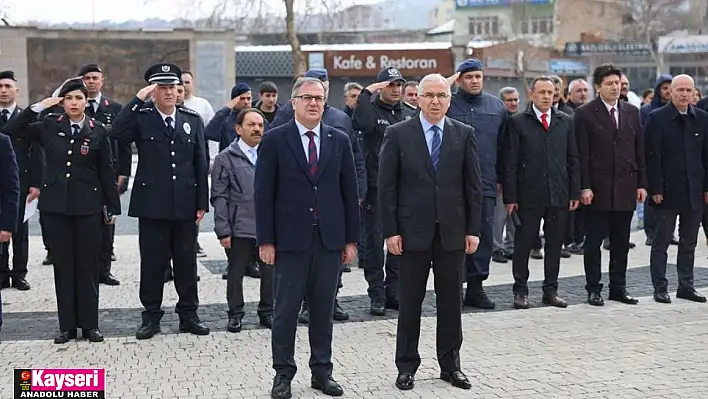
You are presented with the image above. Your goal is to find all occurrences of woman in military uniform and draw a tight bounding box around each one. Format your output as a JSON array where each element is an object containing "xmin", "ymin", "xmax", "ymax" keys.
[{"xmin": 3, "ymin": 78, "xmax": 120, "ymax": 344}]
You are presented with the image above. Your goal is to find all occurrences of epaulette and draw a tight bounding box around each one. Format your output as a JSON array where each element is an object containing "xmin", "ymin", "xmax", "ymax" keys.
[
  {"xmin": 177, "ymin": 106, "xmax": 199, "ymax": 117},
  {"xmin": 138, "ymin": 107, "xmax": 153, "ymax": 113},
  {"xmin": 45, "ymin": 113, "xmax": 62, "ymax": 118}
]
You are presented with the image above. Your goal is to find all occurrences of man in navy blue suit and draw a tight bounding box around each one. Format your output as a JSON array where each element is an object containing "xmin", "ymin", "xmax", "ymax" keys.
[
  {"xmin": 0, "ymin": 131, "xmax": 20, "ymax": 335},
  {"xmin": 255, "ymin": 77, "xmax": 359, "ymax": 399}
]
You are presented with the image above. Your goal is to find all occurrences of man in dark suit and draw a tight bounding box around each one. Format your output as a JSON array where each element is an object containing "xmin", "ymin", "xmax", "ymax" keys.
[
  {"xmin": 255, "ymin": 77, "xmax": 359, "ymax": 399},
  {"xmin": 645, "ymin": 74, "xmax": 708, "ymax": 304},
  {"xmin": 379, "ymin": 73, "xmax": 482, "ymax": 391},
  {"xmin": 110, "ymin": 63, "xmax": 210, "ymax": 339},
  {"xmin": 575, "ymin": 64, "xmax": 646, "ymax": 306},
  {"xmin": 503, "ymin": 76, "xmax": 580, "ymax": 310},
  {"xmin": 0, "ymin": 130, "xmax": 20, "ymax": 335},
  {"xmin": 0, "ymin": 70, "xmax": 42, "ymax": 291},
  {"xmin": 77, "ymin": 63, "xmax": 130, "ymax": 286}
]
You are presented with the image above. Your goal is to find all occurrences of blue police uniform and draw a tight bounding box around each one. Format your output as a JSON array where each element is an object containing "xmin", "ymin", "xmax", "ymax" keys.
[{"xmin": 109, "ymin": 63, "xmax": 210, "ymax": 339}]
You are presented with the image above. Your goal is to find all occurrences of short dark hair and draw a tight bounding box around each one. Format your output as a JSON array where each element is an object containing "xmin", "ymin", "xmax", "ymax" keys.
[
  {"xmin": 592, "ymin": 64, "xmax": 622, "ymax": 87},
  {"xmin": 259, "ymin": 81, "xmax": 278, "ymax": 94},
  {"xmin": 181, "ymin": 71, "xmax": 194, "ymax": 78},
  {"xmin": 235, "ymin": 108, "xmax": 265, "ymax": 126},
  {"xmin": 404, "ymin": 80, "xmax": 419, "ymax": 90},
  {"xmin": 530, "ymin": 76, "xmax": 554, "ymax": 91},
  {"xmin": 642, "ymin": 88, "xmax": 654, "ymax": 99},
  {"xmin": 292, "ymin": 73, "xmax": 305, "ymax": 83}
]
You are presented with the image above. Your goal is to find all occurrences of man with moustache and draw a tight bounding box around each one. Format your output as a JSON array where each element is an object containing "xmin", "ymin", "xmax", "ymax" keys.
[
  {"xmin": 110, "ymin": 63, "xmax": 210, "ymax": 339},
  {"xmin": 0, "ymin": 70, "xmax": 42, "ymax": 291},
  {"xmin": 76, "ymin": 64, "xmax": 130, "ymax": 286},
  {"xmin": 575, "ymin": 64, "xmax": 645, "ymax": 306},
  {"xmin": 402, "ymin": 81, "xmax": 419, "ymax": 113},
  {"xmin": 645, "ymin": 74, "xmax": 708, "ymax": 304},
  {"xmin": 379, "ymin": 73, "xmax": 481, "ymax": 391},
  {"xmin": 211, "ymin": 108, "xmax": 273, "ymax": 332},
  {"xmin": 354, "ymin": 67, "xmax": 414, "ymax": 316},
  {"xmin": 566, "ymin": 79, "xmax": 590, "ymax": 110},
  {"xmin": 447, "ymin": 59, "xmax": 506, "ymax": 309}
]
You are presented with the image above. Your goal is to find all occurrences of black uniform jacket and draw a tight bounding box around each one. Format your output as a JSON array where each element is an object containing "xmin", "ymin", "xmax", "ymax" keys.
[
  {"xmin": 0, "ymin": 106, "xmax": 44, "ymax": 190},
  {"xmin": 110, "ymin": 97, "xmax": 209, "ymax": 221},
  {"xmin": 3, "ymin": 108, "xmax": 120, "ymax": 216}
]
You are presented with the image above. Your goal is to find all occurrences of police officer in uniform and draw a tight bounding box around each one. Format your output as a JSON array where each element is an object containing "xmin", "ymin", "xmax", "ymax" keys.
[
  {"xmin": 77, "ymin": 63, "xmax": 131, "ymax": 286},
  {"xmin": 3, "ymin": 78, "xmax": 120, "ymax": 344},
  {"xmin": 0, "ymin": 70, "xmax": 43, "ymax": 291},
  {"xmin": 110, "ymin": 64, "xmax": 210, "ymax": 340}
]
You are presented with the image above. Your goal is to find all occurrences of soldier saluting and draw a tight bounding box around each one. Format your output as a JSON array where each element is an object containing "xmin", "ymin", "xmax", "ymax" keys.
[{"xmin": 110, "ymin": 63, "xmax": 210, "ymax": 339}]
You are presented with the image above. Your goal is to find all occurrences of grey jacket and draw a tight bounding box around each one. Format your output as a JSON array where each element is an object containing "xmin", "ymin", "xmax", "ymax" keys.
[{"xmin": 210, "ymin": 140, "xmax": 257, "ymax": 239}]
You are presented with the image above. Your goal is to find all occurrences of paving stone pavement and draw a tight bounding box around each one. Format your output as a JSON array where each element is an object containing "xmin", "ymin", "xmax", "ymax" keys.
[{"xmin": 5, "ymin": 181, "xmax": 708, "ymax": 397}]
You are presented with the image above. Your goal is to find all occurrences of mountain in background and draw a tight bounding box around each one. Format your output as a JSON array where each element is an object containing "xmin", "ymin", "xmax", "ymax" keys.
[{"xmin": 29, "ymin": 0, "xmax": 436, "ymax": 31}]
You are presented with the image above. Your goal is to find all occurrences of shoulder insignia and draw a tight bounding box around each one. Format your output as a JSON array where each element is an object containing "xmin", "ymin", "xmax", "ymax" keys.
[
  {"xmin": 138, "ymin": 107, "xmax": 153, "ymax": 113},
  {"xmin": 45, "ymin": 113, "xmax": 63, "ymax": 122},
  {"xmin": 177, "ymin": 106, "xmax": 199, "ymax": 117},
  {"xmin": 104, "ymin": 99, "xmax": 110, "ymax": 107},
  {"xmin": 89, "ymin": 118, "xmax": 106, "ymax": 129}
]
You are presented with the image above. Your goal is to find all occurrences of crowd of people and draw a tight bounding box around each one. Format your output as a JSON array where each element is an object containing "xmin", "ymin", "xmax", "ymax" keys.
[{"xmin": 0, "ymin": 57, "xmax": 707, "ymax": 398}]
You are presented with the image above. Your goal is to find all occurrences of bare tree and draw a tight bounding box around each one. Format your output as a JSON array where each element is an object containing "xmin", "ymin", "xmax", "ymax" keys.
[
  {"xmin": 0, "ymin": 0, "xmax": 12, "ymax": 25},
  {"xmin": 506, "ymin": 0, "xmax": 555, "ymax": 92},
  {"xmin": 620, "ymin": 0, "xmax": 694, "ymax": 70}
]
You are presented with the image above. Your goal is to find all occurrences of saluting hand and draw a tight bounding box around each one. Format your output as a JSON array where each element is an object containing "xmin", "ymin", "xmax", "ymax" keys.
[
  {"xmin": 39, "ymin": 97, "xmax": 63, "ymax": 109},
  {"xmin": 366, "ymin": 81, "xmax": 390, "ymax": 93},
  {"xmin": 137, "ymin": 84, "xmax": 157, "ymax": 101}
]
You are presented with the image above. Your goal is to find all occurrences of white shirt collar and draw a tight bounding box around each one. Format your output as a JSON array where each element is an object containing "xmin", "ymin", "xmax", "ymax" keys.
[
  {"xmin": 532, "ymin": 103, "xmax": 550, "ymax": 120},
  {"xmin": 88, "ymin": 93, "xmax": 102, "ymax": 104},
  {"xmin": 69, "ymin": 115, "xmax": 86, "ymax": 130},
  {"xmin": 157, "ymin": 107, "xmax": 177, "ymax": 125},
  {"xmin": 238, "ymin": 138, "xmax": 258, "ymax": 155},
  {"xmin": 601, "ymin": 98, "xmax": 619, "ymax": 112},
  {"xmin": 0, "ymin": 103, "xmax": 17, "ymax": 115},
  {"xmin": 295, "ymin": 119, "xmax": 321, "ymax": 137}
]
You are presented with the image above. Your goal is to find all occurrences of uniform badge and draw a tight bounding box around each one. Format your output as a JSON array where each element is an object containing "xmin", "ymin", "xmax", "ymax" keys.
[
  {"xmin": 81, "ymin": 138, "xmax": 91, "ymax": 155},
  {"xmin": 183, "ymin": 122, "xmax": 191, "ymax": 134},
  {"xmin": 88, "ymin": 119, "xmax": 95, "ymax": 128},
  {"xmin": 162, "ymin": 65, "xmax": 170, "ymax": 72},
  {"xmin": 58, "ymin": 132, "xmax": 66, "ymax": 137},
  {"xmin": 104, "ymin": 99, "xmax": 110, "ymax": 107}
]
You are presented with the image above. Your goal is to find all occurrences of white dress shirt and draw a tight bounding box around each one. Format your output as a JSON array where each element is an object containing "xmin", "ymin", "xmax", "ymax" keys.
[
  {"xmin": 0, "ymin": 103, "xmax": 17, "ymax": 117},
  {"xmin": 295, "ymin": 119, "xmax": 321, "ymax": 160},
  {"xmin": 157, "ymin": 108, "xmax": 177, "ymax": 128},
  {"xmin": 532, "ymin": 104, "xmax": 551, "ymax": 126},
  {"xmin": 238, "ymin": 139, "xmax": 259, "ymax": 165},
  {"xmin": 87, "ymin": 93, "xmax": 102, "ymax": 114}
]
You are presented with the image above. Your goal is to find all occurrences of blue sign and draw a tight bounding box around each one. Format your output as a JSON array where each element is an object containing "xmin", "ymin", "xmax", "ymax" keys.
[
  {"xmin": 456, "ymin": 0, "xmax": 550, "ymax": 8},
  {"xmin": 549, "ymin": 59, "xmax": 589, "ymax": 75}
]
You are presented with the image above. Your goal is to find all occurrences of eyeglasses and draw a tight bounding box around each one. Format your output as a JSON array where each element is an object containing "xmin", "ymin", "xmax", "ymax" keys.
[
  {"xmin": 504, "ymin": 98, "xmax": 520, "ymax": 103},
  {"xmin": 420, "ymin": 93, "xmax": 450, "ymax": 100},
  {"xmin": 295, "ymin": 95, "xmax": 325, "ymax": 103}
]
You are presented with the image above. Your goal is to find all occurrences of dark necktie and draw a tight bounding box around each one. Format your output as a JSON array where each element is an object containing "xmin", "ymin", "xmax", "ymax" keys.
[
  {"xmin": 306, "ymin": 131, "xmax": 318, "ymax": 176},
  {"xmin": 430, "ymin": 125, "xmax": 441, "ymax": 171},
  {"xmin": 541, "ymin": 113, "xmax": 549, "ymax": 132},
  {"xmin": 165, "ymin": 116, "xmax": 175, "ymax": 136},
  {"xmin": 0, "ymin": 110, "xmax": 9, "ymax": 126},
  {"xmin": 71, "ymin": 124, "xmax": 80, "ymax": 136},
  {"xmin": 610, "ymin": 107, "xmax": 618, "ymax": 130},
  {"xmin": 87, "ymin": 100, "xmax": 97, "ymax": 117}
]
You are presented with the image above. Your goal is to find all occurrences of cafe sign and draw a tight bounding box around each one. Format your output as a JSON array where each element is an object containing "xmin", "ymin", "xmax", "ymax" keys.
[{"xmin": 323, "ymin": 49, "xmax": 453, "ymax": 77}]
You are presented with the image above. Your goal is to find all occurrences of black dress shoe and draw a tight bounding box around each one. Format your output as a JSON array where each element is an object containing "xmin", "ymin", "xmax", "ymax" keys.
[
  {"xmin": 464, "ymin": 287, "xmax": 495, "ymax": 309},
  {"xmin": 385, "ymin": 298, "xmax": 399, "ymax": 310},
  {"xmin": 670, "ymin": 237, "xmax": 679, "ymax": 245},
  {"xmin": 654, "ymin": 292, "xmax": 672, "ymax": 303},
  {"xmin": 310, "ymin": 376, "xmax": 344, "ymax": 396},
  {"xmin": 370, "ymin": 299, "xmax": 385, "ymax": 316},
  {"xmin": 491, "ymin": 250, "xmax": 507, "ymax": 263},
  {"xmin": 440, "ymin": 370, "xmax": 472, "ymax": 390},
  {"xmin": 99, "ymin": 274, "xmax": 120, "ymax": 286},
  {"xmin": 513, "ymin": 293, "xmax": 529, "ymax": 309},
  {"xmin": 542, "ymin": 292, "xmax": 568, "ymax": 308},
  {"xmin": 196, "ymin": 243, "xmax": 207, "ymax": 258},
  {"xmin": 164, "ymin": 272, "xmax": 173, "ymax": 283},
  {"xmin": 298, "ymin": 306, "xmax": 309, "ymax": 324},
  {"xmin": 333, "ymin": 300, "xmax": 349, "ymax": 321},
  {"xmin": 677, "ymin": 290, "xmax": 707, "ymax": 303},
  {"xmin": 178, "ymin": 316, "xmax": 210, "ymax": 335},
  {"xmin": 259, "ymin": 314, "xmax": 273, "ymax": 329},
  {"xmin": 246, "ymin": 264, "xmax": 261, "ymax": 278},
  {"xmin": 342, "ymin": 263, "xmax": 352, "ymax": 272},
  {"xmin": 53, "ymin": 330, "xmax": 77, "ymax": 344},
  {"xmin": 567, "ymin": 243, "xmax": 584, "ymax": 255},
  {"xmin": 11, "ymin": 277, "xmax": 31, "ymax": 291},
  {"xmin": 645, "ymin": 238, "xmax": 653, "ymax": 246},
  {"xmin": 588, "ymin": 292, "xmax": 604, "ymax": 306},
  {"xmin": 271, "ymin": 375, "xmax": 292, "ymax": 399},
  {"xmin": 609, "ymin": 290, "xmax": 639, "ymax": 304},
  {"xmin": 222, "ymin": 272, "xmax": 228, "ymax": 280},
  {"xmin": 395, "ymin": 372, "xmax": 415, "ymax": 390},
  {"xmin": 0, "ymin": 279, "xmax": 10, "ymax": 289},
  {"xmin": 111, "ymin": 252, "xmax": 117, "ymax": 261},
  {"xmin": 530, "ymin": 249, "xmax": 543, "ymax": 259},
  {"xmin": 227, "ymin": 317, "xmax": 242, "ymax": 333},
  {"xmin": 42, "ymin": 253, "xmax": 53, "ymax": 265},
  {"xmin": 628, "ymin": 241, "xmax": 636, "ymax": 249},
  {"xmin": 502, "ymin": 250, "xmax": 513, "ymax": 260},
  {"xmin": 82, "ymin": 328, "xmax": 104, "ymax": 342},
  {"xmin": 560, "ymin": 248, "xmax": 571, "ymax": 258},
  {"xmin": 136, "ymin": 321, "xmax": 161, "ymax": 340}
]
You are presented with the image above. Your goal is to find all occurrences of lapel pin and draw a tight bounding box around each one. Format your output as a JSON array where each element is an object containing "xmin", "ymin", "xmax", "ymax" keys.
[
  {"xmin": 327, "ymin": 133, "xmax": 332, "ymax": 138},
  {"xmin": 58, "ymin": 132, "xmax": 65, "ymax": 137}
]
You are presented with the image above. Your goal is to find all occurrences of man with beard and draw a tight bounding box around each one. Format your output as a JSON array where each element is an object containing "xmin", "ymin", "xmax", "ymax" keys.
[
  {"xmin": 447, "ymin": 59, "xmax": 506, "ymax": 309},
  {"xmin": 566, "ymin": 79, "xmax": 590, "ymax": 110}
]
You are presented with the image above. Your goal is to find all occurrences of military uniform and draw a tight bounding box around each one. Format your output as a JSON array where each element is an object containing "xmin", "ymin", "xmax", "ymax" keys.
[
  {"xmin": 0, "ymin": 91, "xmax": 44, "ymax": 290},
  {"xmin": 110, "ymin": 63, "xmax": 209, "ymax": 339},
  {"xmin": 2, "ymin": 79, "xmax": 120, "ymax": 343}
]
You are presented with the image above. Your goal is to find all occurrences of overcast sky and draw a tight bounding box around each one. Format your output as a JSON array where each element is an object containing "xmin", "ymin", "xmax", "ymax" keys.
[{"xmin": 2, "ymin": 0, "xmax": 377, "ymax": 23}]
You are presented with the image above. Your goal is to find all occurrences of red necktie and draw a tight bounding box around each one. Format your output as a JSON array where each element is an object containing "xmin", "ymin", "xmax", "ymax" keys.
[
  {"xmin": 541, "ymin": 113, "xmax": 549, "ymax": 132},
  {"xmin": 610, "ymin": 107, "xmax": 618, "ymax": 129}
]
